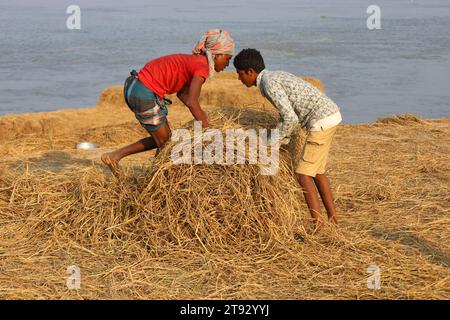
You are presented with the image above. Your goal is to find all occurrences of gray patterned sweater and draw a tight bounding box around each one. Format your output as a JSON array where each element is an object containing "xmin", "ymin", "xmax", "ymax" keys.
[{"xmin": 257, "ymin": 69, "xmax": 341, "ymax": 141}]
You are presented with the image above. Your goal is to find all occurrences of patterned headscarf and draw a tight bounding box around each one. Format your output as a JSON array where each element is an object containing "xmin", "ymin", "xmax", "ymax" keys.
[{"xmin": 193, "ymin": 29, "xmax": 235, "ymax": 78}]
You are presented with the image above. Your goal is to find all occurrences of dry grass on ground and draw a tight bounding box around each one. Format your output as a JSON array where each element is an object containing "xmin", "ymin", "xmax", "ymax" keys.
[{"xmin": 0, "ymin": 75, "xmax": 448, "ymax": 299}]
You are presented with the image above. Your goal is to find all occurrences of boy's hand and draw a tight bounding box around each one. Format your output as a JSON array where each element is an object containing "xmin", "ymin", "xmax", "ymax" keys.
[
  {"xmin": 258, "ymin": 133, "xmax": 289, "ymax": 147},
  {"xmin": 280, "ymin": 136, "xmax": 290, "ymax": 145},
  {"xmin": 262, "ymin": 132, "xmax": 290, "ymax": 146}
]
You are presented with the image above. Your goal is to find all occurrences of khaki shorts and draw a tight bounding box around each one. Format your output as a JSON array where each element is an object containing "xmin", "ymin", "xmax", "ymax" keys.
[{"xmin": 295, "ymin": 125, "xmax": 338, "ymax": 177}]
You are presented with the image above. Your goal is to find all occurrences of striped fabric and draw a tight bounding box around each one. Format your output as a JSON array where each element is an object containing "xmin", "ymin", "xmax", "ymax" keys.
[
  {"xmin": 193, "ymin": 29, "xmax": 235, "ymax": 78},
  {"xmin": 123, "ymin": 73, "xmax": 169, "ymax": 132}
]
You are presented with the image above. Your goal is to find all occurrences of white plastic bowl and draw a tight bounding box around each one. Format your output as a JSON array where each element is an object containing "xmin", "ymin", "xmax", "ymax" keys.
[{"xmin": 76, "ymin": 142, "xmax": 97, "ymax": 150}]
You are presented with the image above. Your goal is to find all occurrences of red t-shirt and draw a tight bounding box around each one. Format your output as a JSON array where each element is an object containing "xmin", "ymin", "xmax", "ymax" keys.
[{"xmin": 137, "ymin": 54, "xmax": 209, "ymax": 98}]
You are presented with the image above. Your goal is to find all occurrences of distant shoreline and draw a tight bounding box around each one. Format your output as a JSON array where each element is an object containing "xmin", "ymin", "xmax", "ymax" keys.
[{"xmin": 1, "ymin": 73, "xmax": 448, "ymax": 142}]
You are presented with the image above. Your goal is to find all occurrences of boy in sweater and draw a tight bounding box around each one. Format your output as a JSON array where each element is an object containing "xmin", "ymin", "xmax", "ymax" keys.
[{"xmin": 233, "ymin": 49, "xmax": 342, "ymax": 229}]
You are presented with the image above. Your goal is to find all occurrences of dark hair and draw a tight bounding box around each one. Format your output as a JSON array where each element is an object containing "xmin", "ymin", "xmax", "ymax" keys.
[{"xmin": 233, "ymin": 48, "xmax": 265, "ymax": 73}]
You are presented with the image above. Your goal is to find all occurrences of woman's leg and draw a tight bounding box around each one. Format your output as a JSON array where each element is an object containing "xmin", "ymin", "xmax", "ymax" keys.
[
  {"xmin": 149, "ymin": 122, "xmax": 171, "ymax": 148},
  {"xmin": 101, "ymin": 122, "xmax": 171, "ymax": 172}
]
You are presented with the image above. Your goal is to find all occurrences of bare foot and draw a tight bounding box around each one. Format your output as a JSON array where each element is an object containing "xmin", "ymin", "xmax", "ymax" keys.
[{"xmin": 101, "ymin": 152, "xmax": 120, "ymax": 175}]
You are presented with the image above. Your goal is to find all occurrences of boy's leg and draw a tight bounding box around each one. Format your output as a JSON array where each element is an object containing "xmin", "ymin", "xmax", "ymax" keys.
[
  {"xmin": 314, "ymin": 174, "xmax": 338, "ymax": 224},
  {"xmin": 295, "ymin": 125, "xmax": 338, "ymax": 228},
  {"xmin": 296, "ymin": 173, "xmax": 324, "ymax": 229},
  {"xmin": 101, "ymin": 123, "xmax": 171, "ymax": 172}
]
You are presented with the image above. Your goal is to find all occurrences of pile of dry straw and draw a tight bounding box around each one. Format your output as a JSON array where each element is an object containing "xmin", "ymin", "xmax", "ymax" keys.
[{"xmin": 0, "ymin": 79, "xmax": 448, "ymax": 299}]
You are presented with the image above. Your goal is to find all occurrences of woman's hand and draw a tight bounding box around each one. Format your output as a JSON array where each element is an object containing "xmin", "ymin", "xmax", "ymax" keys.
[{"xmin": 177, "ymin": 76, "xmax": 209, "ymax": 128}]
